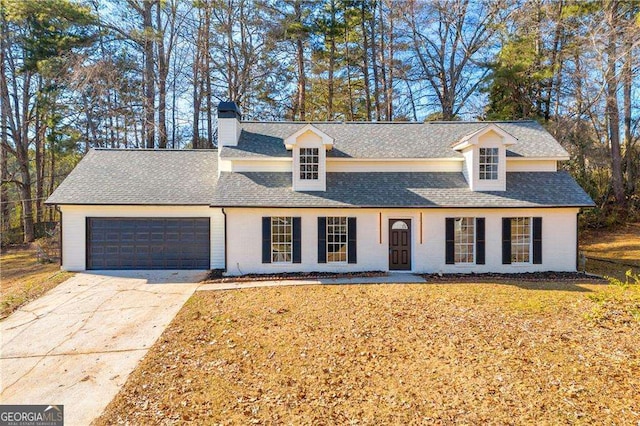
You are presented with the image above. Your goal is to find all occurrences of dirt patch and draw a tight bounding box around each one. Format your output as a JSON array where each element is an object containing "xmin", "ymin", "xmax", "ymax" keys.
[{"xmin": 97, "ymin": 282, "xmax": 640, "ymax": 425}]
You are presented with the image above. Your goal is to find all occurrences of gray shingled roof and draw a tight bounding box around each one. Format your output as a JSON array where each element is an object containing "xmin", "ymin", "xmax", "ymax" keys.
[
  {"xmin": 210, "ymin": 171, "xmax": 594, "ymax": 208},
  {"xmin": 220, "ymin": 120, "xmax": 570, "ymax": 159},
  {"xmin": 45, "ymin": 149, "xmax": 218, "ymax": 205}
]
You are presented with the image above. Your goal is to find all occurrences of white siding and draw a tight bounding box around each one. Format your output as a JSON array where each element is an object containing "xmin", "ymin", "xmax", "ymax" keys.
[
  {"xmin": 223, "ymin": 157, "xmax": 557, "ymax": 174},
  {"xmin": 59, "ymin": 205, "xmax": 225, "ymax": 271},
  {"xmin": 507, "ymin": 159, "xmax": 557, "ymax": 172},
  {"xmin": 326, "ymin": 159, "xmax": 463, "ymax": 172},
  {"xmin": 231, "ymin": 159, "xmax": 291, "ymax": 172},
  {"xmin": 224, "ymin": 207, "xmax": 579, "ymax": 275},
  {"xmin": 218, "ymin": 117, "xmax": 241, "ymax": 146}
]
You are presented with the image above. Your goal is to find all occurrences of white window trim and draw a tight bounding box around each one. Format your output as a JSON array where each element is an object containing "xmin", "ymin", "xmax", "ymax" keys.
[
  {"xmin": 454, "ymin": 217, "xmax": 475, "ymax": 265},
  {"xmin": 326, "ymin": 216, "xmax": 348, "ymax": 264},
  {"xmin": 511, "ymin": 217, "xmax": 532, "ymax": 264},
  {"xmin": 271, "ymin": 217, "xmax": 293, "ymax": 264}
]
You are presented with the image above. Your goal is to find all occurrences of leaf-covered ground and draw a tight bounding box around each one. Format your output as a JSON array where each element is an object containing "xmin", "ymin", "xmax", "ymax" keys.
[
  {"xmin": 0, "ymin": 247, "xmax": 73, "ymax": 319},
  {"xmin": 97, "ymin": 280, "xmax": 640, "ymax": 425},
  {"xmin": 581, "ymin": 222, "xmax": 640, "ymax": 280}
]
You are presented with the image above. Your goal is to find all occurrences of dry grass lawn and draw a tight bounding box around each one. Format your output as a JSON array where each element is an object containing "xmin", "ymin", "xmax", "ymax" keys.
[
  {"xmin": 97, "ymin": 279, "xmax": 640, "ymax": 425},
  {"xmin": 581, "ymin": 222, "xmax": 640, "ymax": 280},
  {"xmin": 0, "ymin": 247, "xmax": 73, "ymax": 319}
]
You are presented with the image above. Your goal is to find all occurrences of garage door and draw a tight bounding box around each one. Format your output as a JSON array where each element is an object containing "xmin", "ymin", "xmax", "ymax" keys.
[{"xmin": 87, "ymin": 218, "xmax": 210, "ymax": 270}]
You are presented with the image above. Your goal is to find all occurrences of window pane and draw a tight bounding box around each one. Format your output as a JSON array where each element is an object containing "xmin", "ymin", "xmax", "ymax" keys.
[
  {"xmin": 454, "ymin": 217, "xmax": 474, "ymax": 264},
  {"xmin": 327, "ymin": 217, "xmax": 348, "ymax": 262},
  {"xmin": 510, "ymin": 217, "xmax": 531, "ymax": 263},
  {"xmin": 479, "ymin": 148, "xmax": 499, "ymax": 181},
  {"xmin": 271, "ymin": 217, "xmax": 293, "ymax": 263},
  {"xmin": 300, "ymin": 148, "xmax": 319, "ymax": 180}
]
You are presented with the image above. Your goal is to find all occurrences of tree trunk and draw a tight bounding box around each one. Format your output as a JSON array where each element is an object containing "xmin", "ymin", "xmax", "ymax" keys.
[
  {"xmin": 157, "ymin": 3, "xmax": 167, "ymax": 148},
  {"xmin": 0, "ymin": 112, "xmax": 9, "ymax": 236},
  {"xmin": 327, "ymin": 0, "xmax": 336, "ymax": 121},
  {"xmin": 371, "ymin": 1, "xmax": 381, "ymax": 120},
  {"xmin": 34, "ymin": 78, "xmax": 45, "ymax": 225},
  {"xmin": 378, "ymin": 1, "xmax": 388, "ymax": 120},
  {"xmin": 622, "ymin": 13, "xmax": 634, "ymax": 195},
  {"xmin": 385, "ymin": 3, "xmax": 393, "ymax": 120},
  {"xmin": 296, "ymin": 38, "xmax": 306, "ymax": 121},
  {"xmin": 345, "ymin": 28, "xmax": 354, "ymax": 120},
  {"xmin": 605, "ymin": 1, "xmax": 625, "ymax": 207},
  {"xmin": 48, "ymin": 140, "xmax": 55, "ymax": 222},
  {"xmin": 205, "ymin": 5, "xmax": 213, "ymax": 148},
  {"xmin": 294, "ymin": 1, "xmax": 306, "ymax": 121},
  {"xmin": 361, "ymin": 2, "xmax": 372, "ymax": 120},
  {"xmin": 143, "ymin": 0, "xmax": 155, "ymax": 149}
]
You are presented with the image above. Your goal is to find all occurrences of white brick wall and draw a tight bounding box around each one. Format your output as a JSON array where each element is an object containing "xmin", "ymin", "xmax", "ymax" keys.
[
  {"xmin": 224, "ymin": 207, "xmax": 579, "ymax": 275},
  {"xmin": 60, "ymin": 205, "xmax": 225, "ymax": 271}
]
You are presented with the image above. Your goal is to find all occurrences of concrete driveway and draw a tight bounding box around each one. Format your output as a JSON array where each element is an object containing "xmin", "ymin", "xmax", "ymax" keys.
[{"xmin": 0, "ymin": 270, "xmax": 205, "ymax": 426}]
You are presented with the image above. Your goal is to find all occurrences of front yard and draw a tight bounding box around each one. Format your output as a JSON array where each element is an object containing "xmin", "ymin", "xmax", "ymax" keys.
[
  {"xmin": 0, "ymin": 247, "xmax": 73, "ymax": 319},
  {"xmin": 97, "ymin": 277, "xmax": 639, "ymax": 424}
]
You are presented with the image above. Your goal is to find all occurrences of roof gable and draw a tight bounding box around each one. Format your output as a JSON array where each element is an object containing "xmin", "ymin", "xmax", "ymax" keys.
[
  {"xmin": 451, "ymin": 124, "xmax": 518, "ymax": 151},
  {"xmin": 284, "ymin": 123, "xmax": 334, "ymax": 150}
]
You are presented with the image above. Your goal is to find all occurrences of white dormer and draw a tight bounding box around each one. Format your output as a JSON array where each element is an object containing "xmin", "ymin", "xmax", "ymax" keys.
[
  {"xmin": 452, "ymin": 124, "xmax": 517, "ymax": 191},
  {"xmin": 285, "ymin": 124, "xmax": 334, "ymax": 191}
]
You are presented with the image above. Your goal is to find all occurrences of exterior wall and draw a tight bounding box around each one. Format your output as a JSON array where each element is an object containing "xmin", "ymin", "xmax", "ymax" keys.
[
  {"xmin": 326, "ymin": 159, "xmax": 463, "ymax": 172},
  {"xmin": 223, "ymin": 157, "xmax": 558, "ymax": 174},
  {"xmin": 218, "ymin": 117, "xmax": 241, "ymax": 146},
  {"xmin": 231, "ymin": 159, "xmax": 291, "ymax": 172},
  {"xmin": 59, "ymin": 205, "xmax": 225, "ymax": 271},
  {"xmin": 506, "ymin": 159, "xmax": 557, "ymax": 172},
  {"xmin": 224, "ymin": 207, "xmax": 579, "ymax": 275}
]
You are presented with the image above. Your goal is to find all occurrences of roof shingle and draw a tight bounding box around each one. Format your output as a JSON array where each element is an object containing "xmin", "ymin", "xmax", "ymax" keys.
[
  {"xmin": 220, "ymin": 120, "xmax": 570, "ymax": 159},
  {"xmin": 210, "ymin": 171, "xmax": 595, "ymax": 208},
  {"xmin": 45, "ymin": 149, "xmax": 218, "ymax": 205}
]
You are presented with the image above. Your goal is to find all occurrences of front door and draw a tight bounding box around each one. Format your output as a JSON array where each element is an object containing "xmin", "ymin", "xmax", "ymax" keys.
[{"xmin": 389, "ymin": 219, "xmax": 411, "ymax": 271}]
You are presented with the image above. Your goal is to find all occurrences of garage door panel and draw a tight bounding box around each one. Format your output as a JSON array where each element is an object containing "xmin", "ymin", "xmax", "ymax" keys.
[{"xmin": 87, "ymin": 218, "xmax": 210, "ymax": 270}]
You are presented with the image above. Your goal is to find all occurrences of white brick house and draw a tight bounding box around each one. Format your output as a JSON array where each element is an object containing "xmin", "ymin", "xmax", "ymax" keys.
[{"xmin": 46, "ymin": 102, "xmax": 594, "ymax": 274}]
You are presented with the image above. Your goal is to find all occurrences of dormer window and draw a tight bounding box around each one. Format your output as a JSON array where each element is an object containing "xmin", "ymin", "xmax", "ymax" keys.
[
  {"xmin": 479, "ymin": 148, "xmax": 499, "ymax": 180},
  {"xmin": 284, "ymin": 124, "xmax": 334, "ymax": 192},
  {"xmin": 300, "ymin": 148, "xmax": 319, "ymax": 180},
  {"xmin": 452, "ymin": 124, "xmax": 517, "ymax": 192}
]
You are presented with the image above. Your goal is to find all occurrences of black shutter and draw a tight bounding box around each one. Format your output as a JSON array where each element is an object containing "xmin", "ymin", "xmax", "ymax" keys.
[
  {"xmin": 445, "ymin": 218, "xmax": 455, "ymax": 264},
  {"xmin": 347, "ymin": 217, "xmax": 357, "ymax": 264},
  {"xmin": 476, "ymin": 218, "xmax": 485, "ymax": 265},
  {"xmin": 262, "ymin": 217, "xmax": 271, "ymax": 263},
  {"xmin": 317, "ymin": 217, "xmax": 327, "ymax": 263},
  {"xmin": 533, "ymin": 217, "xmax": 542, "ymax": 264},
  {"xmin": 293, "ymin": 217, "xmax": 301, "ymax": 263},
  {"xmin": 502, "ymin": 218, "xmax": 512, "ymax": 264}
]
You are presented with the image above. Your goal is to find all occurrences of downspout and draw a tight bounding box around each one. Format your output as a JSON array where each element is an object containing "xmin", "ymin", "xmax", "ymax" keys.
[
  {"xmin": 55, "ymin": 206, "xmax": 63, "ymax": 267},
  {"xmin": 221, "ymin": 207, "xmax": 227, "ymax": 272},
  {"xmin": 576, "ymin": 210, "xmax": 581, "ymax": 272}
]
